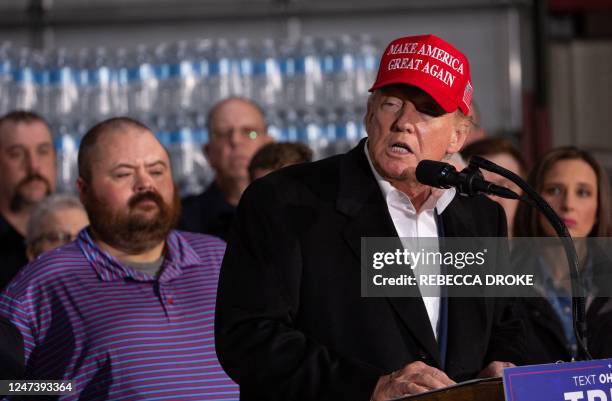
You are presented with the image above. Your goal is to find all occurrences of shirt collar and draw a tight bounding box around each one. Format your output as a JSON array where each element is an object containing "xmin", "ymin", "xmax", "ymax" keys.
[
  {"xmin": 363, "ymin": 140, "xmax": 455, "ymax": 214},
  {"xmin": 77, "ymin": 228, "xmax": 201, "ymax": 283}
]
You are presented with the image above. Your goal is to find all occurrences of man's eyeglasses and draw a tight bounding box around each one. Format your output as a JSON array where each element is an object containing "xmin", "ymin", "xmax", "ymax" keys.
[
  {"xmin": 211, "ymin": 127, "xmax": 262, "ymax": 142},
  {"xmin": 30, "ymin": 231, "xmax": 76, "ymax": 247}
]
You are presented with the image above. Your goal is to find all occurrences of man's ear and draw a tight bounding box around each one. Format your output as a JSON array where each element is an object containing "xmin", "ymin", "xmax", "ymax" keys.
[
  {"xmin": 447, "ymin": 116, "xmax": 470, "ymax": 154},
  {"xmin": 76, "ymin": 177, "xmax": 87, "ymax": 203}
]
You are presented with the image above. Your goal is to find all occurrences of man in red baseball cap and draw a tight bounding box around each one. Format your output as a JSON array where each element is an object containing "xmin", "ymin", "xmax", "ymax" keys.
[{"xmin": 216, "ymin": 34, "xmax": 525, "ymax": 401}]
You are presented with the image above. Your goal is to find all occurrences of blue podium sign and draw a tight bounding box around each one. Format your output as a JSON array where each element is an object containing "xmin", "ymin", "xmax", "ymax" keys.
[{"xmin": 503, "ymin": 359, "xmax": 612, "ymax": 401}]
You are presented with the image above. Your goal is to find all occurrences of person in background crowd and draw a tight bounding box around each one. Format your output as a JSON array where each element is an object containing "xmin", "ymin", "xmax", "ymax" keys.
[
  {"xmin": 0, "ymin": 117, "xmax": 238, "ymax": 400},
  {"xmin": 461, "ymin": 137, "xmax": 527, "ymax": 238},
  {"xmin": 0, "ymin": 315, "xmax": 24, "ymax": 380},
  {"xmin": 179, "ymin": 97, "xmax": 272, "ymax": 240},
  {"xmin": 513, "ymin": 146, "xmax": 612, "ymax": 362},
  {"xmin": 248, "ymin": 142, "xmax": 313, "ymax": 181},
  {"xmin": 0, "ymin": 111, "xmax": 56, "ymax": 290},
  {"xmin": 216, "ymin": 34, "xmax": 525, "ymax": 401},
  {"xmin": 25, "ymin": 194, "xmax": 89, "ymax": 260},
  {"xmin": 462, "ymin": 100, "xmax": 486, "ymax": 147}
]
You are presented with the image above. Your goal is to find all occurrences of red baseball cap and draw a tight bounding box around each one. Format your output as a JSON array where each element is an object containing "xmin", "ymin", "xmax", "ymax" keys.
[{"xmin": 369, "ymin": 34, "xmax": 473, "ymax": 115}]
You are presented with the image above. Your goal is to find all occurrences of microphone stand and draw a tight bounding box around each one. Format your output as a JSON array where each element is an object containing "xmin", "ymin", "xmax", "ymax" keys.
[{"xmin": 469, "ymin": 155, "xmax": 592, "ymax": 361}]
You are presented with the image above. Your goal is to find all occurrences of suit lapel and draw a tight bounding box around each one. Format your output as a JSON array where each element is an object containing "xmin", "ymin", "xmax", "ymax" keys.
[{"xmin": 337, "ymin": 140, "xmax": 441, "ymax": 367}]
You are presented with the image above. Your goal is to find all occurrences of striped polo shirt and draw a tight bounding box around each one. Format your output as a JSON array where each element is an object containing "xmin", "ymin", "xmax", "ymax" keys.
[{"xmin": 0, "ymin": 229, "xmax": 239, "ymax": 400}]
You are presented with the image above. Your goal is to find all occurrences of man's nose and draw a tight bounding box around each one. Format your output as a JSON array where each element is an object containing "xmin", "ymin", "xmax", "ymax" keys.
[
  {"xmin": 134, "ymin": 169, "xmax": 155, "ymax": 192},
  {"xmin": 393, "ymin": 102, "xmax": 419, "ymax": 133}
]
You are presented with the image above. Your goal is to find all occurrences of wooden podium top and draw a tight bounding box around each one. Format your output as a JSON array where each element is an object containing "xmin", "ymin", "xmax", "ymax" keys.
[{"xmin": 394, "ymin": 377, "xmax": 504, "ymax": 401}]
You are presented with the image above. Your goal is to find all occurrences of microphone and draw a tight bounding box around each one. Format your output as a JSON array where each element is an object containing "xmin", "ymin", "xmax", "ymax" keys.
[{"xmin": 415, "ymin": 159, "xmax": 520, "ymax": 199}]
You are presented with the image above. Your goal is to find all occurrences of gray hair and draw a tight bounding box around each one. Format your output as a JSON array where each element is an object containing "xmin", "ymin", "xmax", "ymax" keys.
[{"xmin": 26, "ymin": 194, "xmax": 86, "ymax": 245}]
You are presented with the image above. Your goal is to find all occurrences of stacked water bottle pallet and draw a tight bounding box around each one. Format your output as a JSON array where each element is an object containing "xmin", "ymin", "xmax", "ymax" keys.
[{"xmin": 0, "ymin": 35, "xmax": 380, "ymax": 195}]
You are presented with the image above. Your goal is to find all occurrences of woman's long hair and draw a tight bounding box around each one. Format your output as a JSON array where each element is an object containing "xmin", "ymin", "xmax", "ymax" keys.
[{"xmin": 513, "ymin": 146, "xmax": 611, "ymax": 237}]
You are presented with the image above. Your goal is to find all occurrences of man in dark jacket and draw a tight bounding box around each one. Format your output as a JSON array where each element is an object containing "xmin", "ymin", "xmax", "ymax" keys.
[
  {"xmin": 0, "ymin": 111, "xmax": 56, "ymax": 290},
  {"xmin": 179, "ymin": 97, "xmax": 272, "ymax": 240},
  {"xmin": 216, "ymin": 34, "xmax": 525, "ymax": 401}
]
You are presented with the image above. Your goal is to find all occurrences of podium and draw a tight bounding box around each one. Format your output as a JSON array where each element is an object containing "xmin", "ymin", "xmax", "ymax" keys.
[{"xmin": 395, "ymin": 377, "xmax": 504, "ymax": 401}]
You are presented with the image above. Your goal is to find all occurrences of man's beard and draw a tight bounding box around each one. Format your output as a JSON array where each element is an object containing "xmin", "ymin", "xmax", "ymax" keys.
[
  {"xmin": 9, "ymin": 174, "xmax": 52, "ymax": 212},
  {"xmin": 83, "ymin": 187, "xmax": 181, "ymax": 254}
]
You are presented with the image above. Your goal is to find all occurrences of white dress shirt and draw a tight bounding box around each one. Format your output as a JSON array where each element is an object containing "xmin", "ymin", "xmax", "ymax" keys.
[{"xmin": 364, "ymin": 143, "xmax": 456, "ymax": 339}]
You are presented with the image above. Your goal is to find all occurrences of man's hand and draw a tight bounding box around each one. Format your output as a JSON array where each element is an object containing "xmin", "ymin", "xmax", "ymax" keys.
[
  {"xmin": 371, "ymin": 361, "xmax": 455, "ymax": 401},
  {"xmin": 478, "ymin": 361, "xmax": 515, "ymax": 378}
]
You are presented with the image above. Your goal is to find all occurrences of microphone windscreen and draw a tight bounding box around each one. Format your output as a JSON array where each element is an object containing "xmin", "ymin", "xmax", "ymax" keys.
[{"xmin": 416, "ymin": 160, "xmax": 456, "ymax": 188}]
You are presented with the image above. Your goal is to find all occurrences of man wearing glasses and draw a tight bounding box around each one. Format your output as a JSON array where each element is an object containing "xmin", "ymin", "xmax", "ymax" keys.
[
  {"xmin": 24, "ymin": 194, "xmax": 89, "ymax": 260},
  {"xmin": 179, "ymin": 97, "xmax": 272, "ymax": 240}
]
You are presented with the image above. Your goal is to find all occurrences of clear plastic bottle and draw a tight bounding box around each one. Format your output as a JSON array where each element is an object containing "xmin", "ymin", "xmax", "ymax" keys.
[
  {"xmin": 127, "ymin": 45, "xmax": 159, "ymax": 116},
  {"xmin": 155, "ymin": 43, "xmax": 172, "ymax": 114},
  {"xmin": 336, "ymin": 35, "xmax": 357, "ymax": 107},
  {"xmin": 88, "ymin": 47, "xmax": 114, "ymax": 119},
  {"xmin": 300, "ymin": 107, "xmax": 325, "ymax": 160},
  {"xmin": 44, "ymin": 48, "xmax": 78, "ymax": 118},
  {"xmin": 321, "ymin": 108, "xmax": 339, "ymax": 158},
  {"xmin": 168, "ymin": 113, "xmax": 204, "ymax": 197},
  {"xmin": 11, "ymin": 47, "xmax": 39, "ymax": 111},
  {"xmin": 193, "ymin": 39, "xmax": 213, "ymax": 111},
  {"xmin": 113, "ymin": 48, "xmax": 129, "ymax": 116},
  {"xmin": 254, "ymin": 38, "xmax": 282, "ymax": 108},
  {"xmin": 281, "ymin": 107, "xmax": 300, "ymax": 142},
  {"xmin": 166, "ymin": 41, "xmax": 199, "ymax": 114},
  {"xmin": 0, "ymin": 42, "xmax": 13, "ymax": 115},
  {"xmin": 320, "ymin": 38, "xmax": 339, "ymax": 107},
  {"xmin": 232, "ymin": 38, "xmax": 254, "ymax": 99},
  {"xmin": 333, "ymin": 106, "xmax": 362, "ymax": 155},
  {"xmin": 355, "ymin": 34, "xmax": 380, "ymax": 105},
  {"xmin": 264, "ymin": 106, "xmax": 283, "ymax": 141},
  {"xmin": 279, "ymin": 39, "xmax": 298, "ymax": 105},
  {"xmin": 209, "ymin": 38, "xmax": 232, "ymax": 105},
  {"xmin": 193, "ymin": 111, "xmax": 214, "ymax": 188},
  {"xmin": 52, "ymin": 117, "xmax": 81, "ymax": 194},
  {"xmin": 296, "ymin": 36, "xmax": 323, "ymax": 109}
]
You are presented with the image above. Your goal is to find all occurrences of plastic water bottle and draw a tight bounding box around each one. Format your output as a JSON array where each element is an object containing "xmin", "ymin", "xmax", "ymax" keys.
[
  {"xmin": 88, "ymin": 47, "xmax": 114, "ymax": 118},
  {"xmin": 127, "ymin": 45, "xmax": 159, "ymax": 116},
  {"xmin": 321, "ymin": 108, "xmax": 339, "ymax": 158},
  {"xmin": 113, "ymin": 48, "xmax": 129, "ymax": 116},
  {"xmin": 300, "ymin": 107, "xmax": 325, "ymax": 160},
  {"xmin": 209, "ymin": 38, "xmax": 232, "ymax": 105},
  {"xmin": 336, "ymin": 35, "xmax": 357, "ymax": 107},
  {"xmin": 0, "ymin": 42, "xmax": 13, "ymax": 115},
  {"xmin": 254, "ymin": 38, "xmax": 282, "ymax": 107},
  {"xmin": 168, "ymin": 113, "xmax": 204, "ymax": 196},
  {"xmin": 154, "ymin": 43, "xmax": 172, "ymax": 114},
  {"xmin": 355, "ymin": 34, "xmax": 380, "ymax": 104},
  {"xmin": 296, "ymin": 36, "xmax": 323, "ymax": 109},
  {"xmin": 193, "ymin": 112, "xmax": 214, "ymax": 188},
  {"xmin": 265, "ymin": 107, "xmax": 283, "ymax": 141},
  {"xmin": 279, "ymin": 39, "xmax": 298, "ymax": 105},
  {"xmin": 332, "ymin": 106, "xmax": 362, "ymax": 155},
  {"xmin": 232, "ymin": 38, "xmax": 254, "ymax": 99},
  {"xmin": 45, "ymin": 48, "xmax": 78, "ymax": 118},
  {"xmin": 11, "ymin": 47, "xmax": 39, "ymax": 111},
  {"xmin": 281, "ymin": 107, "xmax": 300, "ymax": 142},
  {"xmin": 52, "ymin": 118, "xmax": 81, "ymax": 194},
  {"xmin": 166, "ymin": 41, "xmax": 199, "ymax": 114},
  {"xmin": 193, "ymin": 39, "xmax": 213, "ymax": 111},
  {"xmin": 320, "ymin": 38, "xmax": 338, "ymax": 106}
]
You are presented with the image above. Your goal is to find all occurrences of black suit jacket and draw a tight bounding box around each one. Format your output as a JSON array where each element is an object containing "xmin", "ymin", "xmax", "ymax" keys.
[{"xmin": 215, "ymin": 141, "xmax": 525, "ymax": 401}]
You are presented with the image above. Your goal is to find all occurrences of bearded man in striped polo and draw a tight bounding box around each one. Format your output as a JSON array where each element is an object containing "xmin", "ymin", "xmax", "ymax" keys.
[{"xmin": 0, "ymin": 117, "xmax": 238, "ymax": 400}]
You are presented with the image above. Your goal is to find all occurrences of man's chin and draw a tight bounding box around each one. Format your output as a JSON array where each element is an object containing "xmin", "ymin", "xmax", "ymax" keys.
[{"xmin": 12, "ymin": 190, "xmax": 49, "ymax": 210}]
